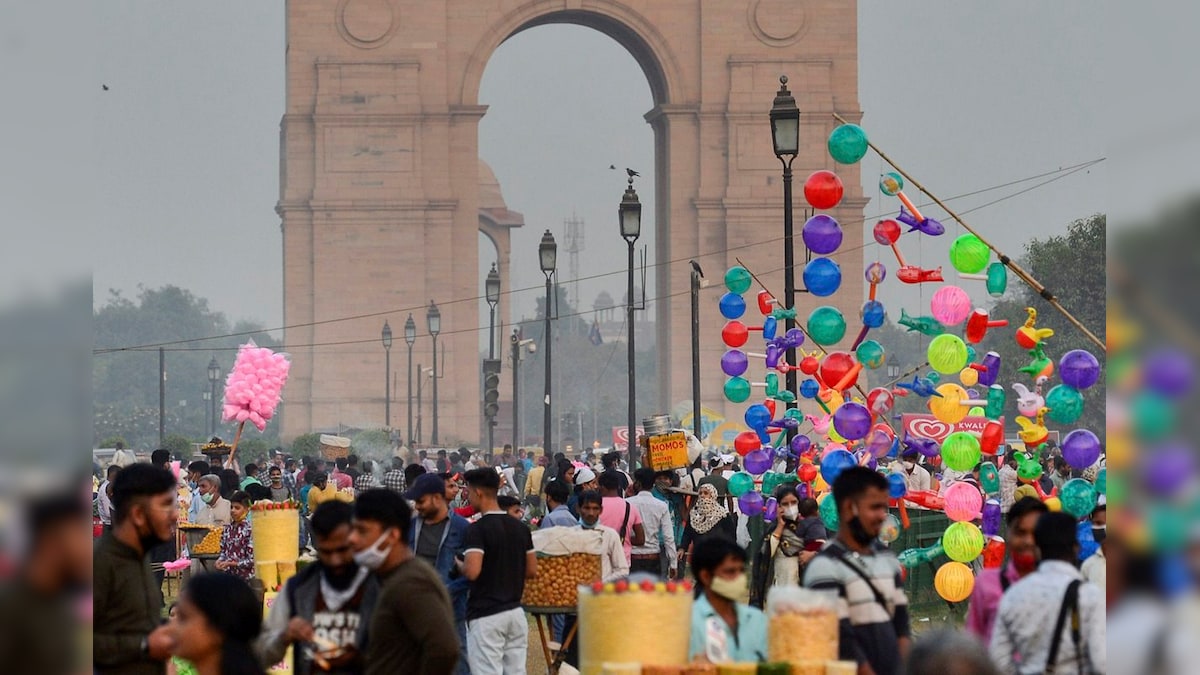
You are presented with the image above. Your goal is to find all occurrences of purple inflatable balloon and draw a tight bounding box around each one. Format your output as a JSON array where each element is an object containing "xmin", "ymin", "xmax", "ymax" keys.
[
  {"xmin": 1059, "ymin": 350, "xmax": 1101, "ymax": 390},
  {"xmin": 802, "ymin": 214, "xmax": 844, "ymax": 255},
  {"xmin": 832, "ymin": 402, "xmax": 872, "ymax": 441},
  {"xmin": 738, "ymin": 491, "xmax": 765, "ymax": 517},
  {"xmin": 721, "ymin": 349, "xmax": 748, "ymax": 377},
  {"xmin": 867, "ymin": 429, "xmax": 893, "ymax": 458},
  {"xmin": 791, "ymin": 434, "xmax": 813, "ymax": 456},
  {"xmin": 1144, "ymin": 348, "xmax": 1194, "ymax": 398},
  {"xmin": 1061, "ymin": 429, "xmax": 1101, "ymax": 469},
  {"xmin": 796, "ymin": 482, "xmax": 811, "ymax": 499},
  {"xmin": 744, "ymin": 449, "xmax": 773, "ymax": 475},
  {"xmin": 785, "ymin": 328, "xmax": 806, "ymax": 348},
  {"xmin": 981, "ymin": 499, "xmax": 1002, "ymax": 537},
  {"xmin": 763, "ymin": 497, "xmax": 778, "ymax": 522},
  {"xmin": 1143, "ymin": 444, "xmax": 1196, "ymax": 496}
]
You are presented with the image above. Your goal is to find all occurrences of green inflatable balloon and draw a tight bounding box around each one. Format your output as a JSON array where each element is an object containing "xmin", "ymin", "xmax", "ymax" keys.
[
  {"xmin": 728, "ymin": 471, "xmax": 754, "ymax": 497},
  {"xmin": 942, "ymin": 521, "xmax": 984, "ymax": 563},
  {"xmin": 856, "ymin": 340, "xmax": 885, "ymax": 369},
  {"xmin": 942, "ymin": 432, "xmax": 981, "ymax": 472},
  {"xmin": 1094, "ymin": 467, "xmax": 1107, "ymax": 495},
  {"xmin": 807, "ymin": 306, "xmax": 847, "ymax": 345},
  {"xmin": 1059, "ymin": 478, "xmax": 1098, "ymax": 519},
  {"xmin": 725, "ymin": 266, "xmax": 753, "ymax": 294},
  {"xmin": 724, "ymin": 376, "xmax": 751, "ymax": 403},
  {"xmin": 949, "ymin": 233, "xmax": 990, "ymax": 274},
  {"xmin": 927, "ymin": 334, "xmax": 969, "ymax": 374},
  {"xmin": 819, "ymin": 493, "xmax": 840, "ymax": 532},
  {"xmin": 1045, "ymin": 384, "xmax": 1085, "ymax": 425},
  {"xmin": 979, "ymin": 462, "xmax": 1000, "ymax": 494},
  {"xmin": 828, "ymin": 124, "xmax": 869, "ymax": 164},
  {"xmin": 1132, "ymin": 392, "xmax": 1175, "ymax": 441}
]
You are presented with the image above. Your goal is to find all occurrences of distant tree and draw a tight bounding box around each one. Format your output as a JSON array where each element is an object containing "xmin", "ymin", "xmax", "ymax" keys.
[
  {"xmin": 93, "ymin": 285, "xmax": 279, "ymax": 449},
  {"xmin": 162, "ymin": 434, "xmax": 194, "ymax": 460},
  {"xmin": 97, "ymin": 435, "xmax": 128, "ymax": 449},
  {"xmin": 987, "ymin": 214, "xmax": 1106, "ymax": 439},
  {"xmin": 289, "ymin": 432, "xmax": 322, "ymax": 461}
]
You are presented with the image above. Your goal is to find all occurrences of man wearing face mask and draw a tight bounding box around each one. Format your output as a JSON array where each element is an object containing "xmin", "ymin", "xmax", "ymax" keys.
[
  {"xmin": 688, "ymin": 537, "xmax": 768, "ymax": 664},
  {"xmin": 192, "ymin": 474, "xmax": 231, "ymax": 527},
  {"xmin": 803, "ymin": 467, "xmax": 911, "ymax": 675},
  {"xmin": 965, "ymin": 496, "xmax": 1048, "ymax": 646},
  {"xmin": 887, "ymin": 448, "xmax": 931, "ymax": 509},
  {"xmin": 257, "ymin": 500, "xmax": 380, "ymax": 675},
  {"xmin": 351, "ymin": 489, "xmax": 460, "ymax": 675},
  {"xmin": 93, "ymin": 463, "xmax": 178, "ymax": 675}
]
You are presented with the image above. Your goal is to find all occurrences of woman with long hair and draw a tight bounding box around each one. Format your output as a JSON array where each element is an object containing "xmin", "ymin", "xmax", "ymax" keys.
[
  {"xmin": 752, "ymin": 485, "xmax": 826, "ymax": 604},
  {"xmin": 168, "ymin": 573, "xmax": 265, "ymax": 675},
  {"xmin": 679, "ymin": 483, "xmax": 738, "ymax": 569}
]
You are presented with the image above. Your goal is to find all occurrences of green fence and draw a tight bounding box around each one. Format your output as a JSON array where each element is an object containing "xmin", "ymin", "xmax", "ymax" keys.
[{"xmin": 888, "ymin": 507, "xmax": 961, "ymax": 615}]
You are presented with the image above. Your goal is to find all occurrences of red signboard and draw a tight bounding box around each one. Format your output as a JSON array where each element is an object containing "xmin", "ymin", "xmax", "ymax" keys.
[
  {"xmin": 611, "ymin": 426, "xmax": 645, "ymax": 453},
  {"xmin": 899, "ymin": 414, "xmax": 1004, "ymax": 442}
]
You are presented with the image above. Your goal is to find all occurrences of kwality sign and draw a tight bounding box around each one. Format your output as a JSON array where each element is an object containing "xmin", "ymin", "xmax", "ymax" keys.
[{"xmin": 899, "ymin": 414, "xmax": 1004, "ymax": 443}]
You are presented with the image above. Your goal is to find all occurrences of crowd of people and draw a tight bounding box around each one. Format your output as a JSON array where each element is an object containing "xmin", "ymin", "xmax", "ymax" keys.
[{"xmin": 87, "ymin": 438, "xmax": 1139, "ymax": 675}]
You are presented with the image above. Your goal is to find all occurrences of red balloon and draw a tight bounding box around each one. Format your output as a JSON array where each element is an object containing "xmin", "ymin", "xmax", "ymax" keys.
[
  {"xmin": 797, "ymin": 463, "xmax": 818, "ymax": 483},
  {"xmin": 866, "ymin": 387, "xmax": 894, "ymax": 417},
  {"xmin": 980, "ymin": 420, "xmax": 1004, "ymax": 454},
  {"xmin": 872, "ymin": 423, "xmax": 895, "ymax": 440},
  {"xmin": 819, "ymin": 352, "xmax": 857, "ymax": 391},
  {"xmin": 757, "ymin": 291, "xmax": 774, "ymax": 316},
  {"xmin": 722, "ymin": 321, "xmax": 748, "ymax": 348},
  {"xmin": 873, "ymin": 219, "xmax": 901, "ymax": 245},
  {"xmin": 804, "ymin": 170, "xmax": 844, "ymax": 210},
  {"xmin": 982, "ymin": 537, "xmax": 1006, "ymax": 569},
  {"xmin": 763, "ymin": 399, "xmax": 777, "ymax": 419},
  {"xmin": 799, "ymin": 356, "xmax": 820, "ymax": 375},
  {"xmin": 734, "ymin": 431, "xmax": 761, "ymax": 456}
]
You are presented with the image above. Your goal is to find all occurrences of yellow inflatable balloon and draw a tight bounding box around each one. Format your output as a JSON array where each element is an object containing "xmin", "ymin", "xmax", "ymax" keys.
[
  {"xmin": 928, "ymin": 384, "xmax": 970, "ymax": 424},
  {"xmin": 958, "ymin": 366, "xmax": 979, "ymax": 388},
  {"xmin": 1044, "ymin": 497, "xmax": 1062, "ymax": 512},
  {"xmin": 934, "ymin": 561, "xmax": 976, "ymax": 602},
  {"xmin": 942, "ymin": 521, "xmax": 984, "ymax": 563}
]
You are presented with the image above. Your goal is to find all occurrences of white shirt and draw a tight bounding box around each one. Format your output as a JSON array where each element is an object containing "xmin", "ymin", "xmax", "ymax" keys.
[
  {"xmin": 97, "ymin": 480, "xmax": 114, "ymax": 525},
  {"xmin": 626, "ymin": 491, "xmax": 677, "ymax": 571},
  {"xmin": 579, "ymin": 523, "xmax": 630, "ymax": 582},
  {"xmin": 989, "ymin": 560, "xmax": 1106, "ymax": 675},
  {"xmin": 888, "ymin": 461, "xmax": 932, "ymax": 509},
  {"xmin": 999, "ymin": 465, "xmax": 1019, "ymax": 512},
  {"xmin": 1079, "ymin": 550, "xmax": 1106, "ymax": 604}
]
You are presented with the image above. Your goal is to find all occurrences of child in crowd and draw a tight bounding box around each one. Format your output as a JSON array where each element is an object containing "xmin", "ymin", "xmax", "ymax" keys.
[{"xmin": 214, "ymin": 490, "xmax": 255, "ymax": 581}]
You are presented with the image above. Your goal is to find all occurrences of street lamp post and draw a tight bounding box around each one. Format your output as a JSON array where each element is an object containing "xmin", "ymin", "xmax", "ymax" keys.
[
  {"xmin": 485, "ymin": 263, "xmax": 501, "ymax": 453},
  {"xmin": 539, "ymin": 230, "xmax": 557, "ymax": 459},
  {"xmin": 381, "ymin": 321, "xmax": 393, "ymax": 428},
  {"xmin": 202, "ymin": 390, "xmax": 211, "ymax": 438},
  {"xmin": 207, "ymin": 357, "xmax": 220, "ymax": 436},
  {"xmin": 416, "ymin": 364, "xmax": 430, "ymax": 446},
  {"xmin": 690, "ymin": 261, "xmax": 705, "ymax": 439},
  {"xmin": 427, "ymin": 301, "xmax": 442, "ymax": 445},
  {"xmin": 619, "ymin": 177, "xmax": 642, "ymax": 469},
  {"xmin": 770, "ymin": 75, "xmax": 801, "ymax": 428},
  {"xmin": 404, "ymin": 315, "xmax": 416, "ymax": 447}
]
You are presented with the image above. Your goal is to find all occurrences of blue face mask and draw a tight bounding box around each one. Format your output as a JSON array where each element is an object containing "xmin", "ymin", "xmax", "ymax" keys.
[
  {"xmin": 580, "ymin": 519, "xmax": 597, "ymax": 530},
  {"xmin": 188, "ymin": 481, "xmax": 197, "ymax": 490}
]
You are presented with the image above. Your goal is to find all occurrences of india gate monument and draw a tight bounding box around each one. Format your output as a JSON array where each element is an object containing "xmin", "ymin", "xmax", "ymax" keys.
[{"xmin": 279, "ymin": 0, "xmax": 865, "ymax": 446}]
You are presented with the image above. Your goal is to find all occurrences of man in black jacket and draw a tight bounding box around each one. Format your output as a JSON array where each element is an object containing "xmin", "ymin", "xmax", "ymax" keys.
[
  {"xmin": 257, "ymin": 500, "xmax": 380, "ymax": 674},
  {"xmin": 93, "ymin": 463, "xmax": 178, "ymax": 675}
]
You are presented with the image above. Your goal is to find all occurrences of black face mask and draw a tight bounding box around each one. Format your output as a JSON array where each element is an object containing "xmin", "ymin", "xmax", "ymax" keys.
[
  {"xmin": 324, "ymin": 563, "xmax": 360, "ymax": 590},
  {"xmin": 1091, "ymin": 526, "xmax": 1106, "ymax": 544},
  {"xmin": 137, "ymin": 518, "xmax": 170, "ymax": 553},
  {"xmin": 847, "ymin": 507, "xmax": 875, "ymax": 546}
]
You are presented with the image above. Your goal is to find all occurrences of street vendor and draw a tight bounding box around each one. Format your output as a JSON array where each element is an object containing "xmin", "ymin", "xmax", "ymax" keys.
[{"xmin": 689, "ymin": 537, "xmax": 768, "ymax": 664}]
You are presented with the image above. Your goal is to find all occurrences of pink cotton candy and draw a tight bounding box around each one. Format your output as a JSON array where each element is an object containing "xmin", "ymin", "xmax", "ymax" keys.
[{"xmin": 221, "ymin": 340, "xmax": 291, "ymax": 431}]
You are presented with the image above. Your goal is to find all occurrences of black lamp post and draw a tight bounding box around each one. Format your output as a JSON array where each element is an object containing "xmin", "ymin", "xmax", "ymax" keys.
[
  {"xmin": 207, "ymin": 357, "xmax": 220, "ymax": 435},
  {"xmin": 485, "ymin": 263, "xmax": 501, "ymax": 453},
  {"xmin": 619, "ymin": 177, "xmax": 642, "ymax": 469},
  {"xmin": 690, "ymin": 261, "xmax": 705, "ymax": 439},
  {"xmin": 382, "ymin": 321, "xmax": 393, "ymax": 428},
  {"xmin": 427, "ymin": 301, "xmax": 441, "ymax": 445},
  {"xmin": 404, "ymin": 314, "xmax": 416, "ymax": 447},
  {"xmin": 539, "ymin": 230, "xmax": 557, "ymax": 458},
  {"xmin": 770, "ymin": 75, "xmax": 801, "ymax": 423}
]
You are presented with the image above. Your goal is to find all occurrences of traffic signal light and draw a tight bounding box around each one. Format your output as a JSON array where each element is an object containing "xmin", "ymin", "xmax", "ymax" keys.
[{"xmin": 482, "ymin": 359, "xmax": 501, "ymax": 418}]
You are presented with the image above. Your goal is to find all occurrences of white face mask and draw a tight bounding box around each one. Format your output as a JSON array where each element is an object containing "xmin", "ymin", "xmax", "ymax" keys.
[
  {"xmin": 781, "ymin": 505, "xmax": 799, "ymax": 521},
  {"xmin": 903, "ymin": 461, "xmax": 916, "ymax": 471},
  {"xmin": 353, "ymin": 530, "xmax": 395, "ymax": 571},
  {"xmin": 710, "ymin": 573, "xmax": 750, "ymax": 604}
]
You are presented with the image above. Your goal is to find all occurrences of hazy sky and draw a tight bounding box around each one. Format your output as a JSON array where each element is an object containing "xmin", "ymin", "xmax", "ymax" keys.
[{"xmin": 2, "ymin": 2, "xmax": 1129, "ymax": 342}]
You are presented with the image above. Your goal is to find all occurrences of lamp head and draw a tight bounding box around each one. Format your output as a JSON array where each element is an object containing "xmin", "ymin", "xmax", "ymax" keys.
[
  {"xmin": 381, "ymin": 320, "xmax": 393, "ymax": 349},
  {"xmin": 770, "ymin": 75, "xmax": 800, "ymax": 158},
  {"xmin": 426, "ymin": 301, "xmax": 441, "ymax": 337},
  {"xmin": 404, "ymin": 314, "xmax": 416, "ymax": 346},
  {"xmin": 539, "ymin": 230, "xmax": 557, "ymax": 275}
]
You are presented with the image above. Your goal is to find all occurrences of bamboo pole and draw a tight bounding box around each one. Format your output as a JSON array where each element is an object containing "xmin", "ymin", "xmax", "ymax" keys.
[{"xmin": 831, "ymin": 112, "xmax": 1104, "ymax": 351}]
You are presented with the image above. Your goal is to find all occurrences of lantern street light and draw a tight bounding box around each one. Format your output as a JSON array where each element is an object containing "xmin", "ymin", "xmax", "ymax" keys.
[
  {"xmin": 404, "ymin": 314, "xmax": 416, "ymax": 447},
  {"xmin": 427, "ymin": 301, "xmax": 442, "ymax": 445},
  {"xmin": 770, "ymin": 75, "xmax": 801, "ymax": 425},
  {"xmin": 619, "ymin": 176, "xmax": 642, "ymax": 468},
  {"xmin": 486, "ymin": 263, "xmax": 501, "ymax": 359},
  {"xmin": 539, "ymin": 229, "xmax": 557, "ymax": 459},
  {"xmin": 207, "ymin": 357, "xmax": 220, "ymax": 435},
  {"xmin": 381, "ymin": 321, "xmax": 393, "ymax": 428}
]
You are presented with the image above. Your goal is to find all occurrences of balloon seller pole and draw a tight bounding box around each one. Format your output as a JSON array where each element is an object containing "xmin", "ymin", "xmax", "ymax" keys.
[
  {"xmin": 830, "ymin": 112, "xmax": 1103, "ymax": 350},
  {"xmin": 690, "ymin": 261, "xmax": 703, "ymax": 439},
  {"xmin": 780, "ymin": 155, "xmax": 798, "ymax": 436}
]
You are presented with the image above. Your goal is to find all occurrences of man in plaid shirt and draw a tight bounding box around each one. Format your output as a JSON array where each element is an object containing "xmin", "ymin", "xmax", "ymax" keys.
[{"xmin": 382, "ymin": 456, "xmax": 407, "ymax": 493}]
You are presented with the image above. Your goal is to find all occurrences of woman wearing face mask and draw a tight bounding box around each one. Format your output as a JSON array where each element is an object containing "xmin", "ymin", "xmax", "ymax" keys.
[
  {"xmin": 680, "ymin": 484, "xmax": 738, "ymax": 569},
  {"xmin": 214, "ymin": 491, "xmax": 255, "ymax": 581},
  {"xmin": 688, "ymin": 537, "xmax": 768, "ymax": 664},
  {"xmin": 168, "ymin": 573, "xmax": 265, "ymax": 675},
  {"xmin": 754, "ymin": 486, "xmax": 825, "ymax": 602}
]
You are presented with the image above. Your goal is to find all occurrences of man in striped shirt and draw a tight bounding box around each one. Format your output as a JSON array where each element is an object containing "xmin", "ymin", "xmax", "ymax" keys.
[{"xmin": 803, "ymin": 467, "xmax": 911, "ymax": 675}]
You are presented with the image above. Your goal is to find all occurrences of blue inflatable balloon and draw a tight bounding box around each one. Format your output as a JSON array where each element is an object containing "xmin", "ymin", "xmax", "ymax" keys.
[
  {"xmin": 888, "ymin": 472, "xmax": 908, "ymax": 499},
  {"xmin": 799, "ymin": 379, "xmax": 821, "ymax": 399},
  {"xmin": 719, "ymin": 292, "xmax": 746, "ymax": 320},
  {"xmin": 862, "ymin": 300, "xmax": 886, "ymax": 328},
  {"xmin": 803, "ymin": 257, "xmax": 842, "ymax": 297},
  {"xmin": 820, "ymin": 449, "xmax": 857, "ymax": 485},
  {"xmin": 744, "ymin": 404, "xmax": 772, "ymax": 431},
  {"xmin": 763, "ymin": 316, "xmax": 778, "ymax": 340}
]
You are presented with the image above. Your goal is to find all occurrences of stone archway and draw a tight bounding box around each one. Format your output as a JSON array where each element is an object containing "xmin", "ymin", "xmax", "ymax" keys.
[{"xmin": 280, "ymin": 0, "xmax": 865, "ymax": 445}]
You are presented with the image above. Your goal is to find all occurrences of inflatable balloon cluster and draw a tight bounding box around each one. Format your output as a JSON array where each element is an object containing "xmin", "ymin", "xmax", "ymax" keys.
[{"xmin": 222, "ymin": 340, "xmax": 291, "ymax": 432}]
